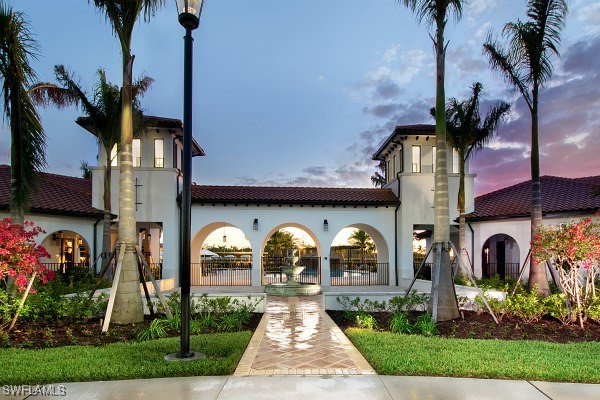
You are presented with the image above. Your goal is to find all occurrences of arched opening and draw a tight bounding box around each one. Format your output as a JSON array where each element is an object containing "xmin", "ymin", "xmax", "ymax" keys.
[
  {"xmin": 261, "ymin": 224, "xmax": 321, "ymax": 285},
  {"xmin": 482, "ymin": 234, "xmax": 520, "ymax": 279},
  {"xmin": 330, "ymin": 224, "xmax": 390, "ymax": 285},
  {"xmin": 40, "ymin": 230, "xmax": 92, "ymax": 280},
  {"xmin": 191, "ymin": 222, "xmax": 252, "ymax": 286}
]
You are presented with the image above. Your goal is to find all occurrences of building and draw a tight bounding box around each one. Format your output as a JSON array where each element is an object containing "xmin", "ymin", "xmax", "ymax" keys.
[
  {"xmin": 467, "ymin": 176, "xmax": 600, "ymax": 280},
  {"xmin": 3, "ymin": 117, "xmax": 595, "ymax": 287}
]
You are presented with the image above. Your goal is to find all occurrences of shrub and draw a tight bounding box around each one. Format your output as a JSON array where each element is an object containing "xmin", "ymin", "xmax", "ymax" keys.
[
  {"xmin": 475, "ymin": 293, "xmax": 508, "ymax": 321},
  {"xmin": 136, "ymin": 318, "xmax": 168, "ymax": 342},
  {"xmin": 532, "ymin": 218, "xmax": 600, "ymax": 326},
  {"xmin": 506, "ymin": 288, "xmax": 545, "ymax": 323},
  {"xmin": 389, "ymin": 312, "xmax": 412, "ymax": 334},
  {"xmin": 388, "ymin": 291, "xmax": 428, "ymax": 313},
  {"xmin": 414, "ymin": 313, "xmax": 438, "ymax": 336},
  {"xmin": 587, "ymin": 297, "xmax": 600, "ymax": 323},
  {"xmin": 543, "ymin": 293, "xmax": 572, "ymax": 325},
  {"xmin": 355, "ymin": 312, "xmax": 376, "ymax": 330}
]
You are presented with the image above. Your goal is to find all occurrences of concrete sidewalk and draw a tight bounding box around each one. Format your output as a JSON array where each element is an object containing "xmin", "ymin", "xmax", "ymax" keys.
[{"xmin": 8, "ymin": 375, "xmax": 598, "ymax": 400}]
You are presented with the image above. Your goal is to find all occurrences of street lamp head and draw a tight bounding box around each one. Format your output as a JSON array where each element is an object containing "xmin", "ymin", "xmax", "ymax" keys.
[{"xmin": 176, "ymin": 0, "xmax": 203, "ymax": 30}]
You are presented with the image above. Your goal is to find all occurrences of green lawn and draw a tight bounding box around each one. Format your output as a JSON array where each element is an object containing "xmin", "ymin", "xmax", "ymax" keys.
[
  {"xmin": 346, "ymin": 328, "xmax": 600, "ymax": 383},
  {"xmin": 0, "ymin": 332, "xmax": 251, "ymax": 385}
]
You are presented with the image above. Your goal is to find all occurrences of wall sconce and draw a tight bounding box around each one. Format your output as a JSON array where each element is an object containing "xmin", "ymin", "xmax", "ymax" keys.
[
  {"xmin": 253, "ymin": 218, "xmax": 258, "ymax": 231},
  {"xmin": 323, "ymin": 219, "xmax": 329, "ymax": 232}
]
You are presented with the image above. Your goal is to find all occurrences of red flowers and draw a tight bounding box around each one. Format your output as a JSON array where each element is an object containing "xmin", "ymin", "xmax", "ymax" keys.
[
  {"xmin": 531, "ymin": 218, "xmax": 600, "ymax": 268},
  {"xmin": 0, "ymin": 218, "xmax": 54, "ymax": 291}
]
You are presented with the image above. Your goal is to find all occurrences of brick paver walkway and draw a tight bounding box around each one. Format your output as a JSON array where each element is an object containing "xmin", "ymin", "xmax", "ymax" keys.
[{"xmin": 234, "ymin": 295, "xmax": 375, "ymax": 376}]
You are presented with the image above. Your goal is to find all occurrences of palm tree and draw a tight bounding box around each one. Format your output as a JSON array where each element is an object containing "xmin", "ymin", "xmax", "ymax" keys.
[
  {"xmin": 30, "ymin": 65, "xmax": 153, "ymax": 281},
  {"xmin": 80, "ymin": 161, "xmax": 92, "ymax": 179},
  {"xmin": 432, "ymin": 82, "xmax": 510, "ymax": 275},
  {"xmin": 483, "ymin": 0, "xmax": 568, "ymax": 296},
  {"xmin": 266, "ymin": 231, "xmax": 296, "ymax": 257},
  {"xmin": 89, "ymin": 0, "xmax": 164, "ymax": 324},
  {"xmin": 348, "ymin": 229, "xmax": 374, "ymax": 264},
  {"xmin": 0, "ymin": 2, "xmax": 45, "ymax": 226},
  {"xmin": 399, "ymin": 0, "xmax": 463, "ymax": 321},
  {"xmin": 371, "ymin": 161, "xmax": 387, "ymax": 188}
]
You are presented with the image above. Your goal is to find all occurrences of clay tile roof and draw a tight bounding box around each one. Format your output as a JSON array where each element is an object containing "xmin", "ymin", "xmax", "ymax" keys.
[
  {"xmin": 76, "ymin": 115, "xmax": 206, "ymax": 157},
  {"xmin": 372, "ymin": 124, "xmax": 435, "ymax": 161},
  {"xmin": 0, "ymin": 165, "xmax": 105, "ymax": 218},
  {"xmin": 191, "ymin": 185, "xmax": 399, "ymax": 206},
  {"xmin": 466, "ymin": 175, "xmax": 600, "ymax": 221}
]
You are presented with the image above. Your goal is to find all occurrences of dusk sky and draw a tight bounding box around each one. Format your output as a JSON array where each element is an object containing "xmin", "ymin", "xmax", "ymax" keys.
[{"xmin": 1, "ymin": 0, "xmax": 599, "ymax": 196}]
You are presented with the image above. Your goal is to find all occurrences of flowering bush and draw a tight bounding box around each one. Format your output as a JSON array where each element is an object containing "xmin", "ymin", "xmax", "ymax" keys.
[
  {"xmin": 532, "ymin": 218, "xmax": 600, "ymax": 326},
  {"xmin": 0, "ymin": 218, "xmax": 54, "ymax": 292}
]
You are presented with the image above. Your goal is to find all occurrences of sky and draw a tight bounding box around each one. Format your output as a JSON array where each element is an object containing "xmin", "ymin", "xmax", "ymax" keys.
[{"xmin": 1, "ymin": 0, "xmax": 599, "ymax": 197}]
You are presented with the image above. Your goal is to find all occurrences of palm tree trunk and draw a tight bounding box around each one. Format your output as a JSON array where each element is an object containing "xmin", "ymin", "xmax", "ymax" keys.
[
  {"xmin": 10, "ymin": 90, "xmax": 25, "ymax": 226},
  {"xmin": 112, "ymin": 52, "xmax": 143, "ymax": 324},
  {"xmin": 528, "ymin": 86, "xmax": 550, "ymax": 296},
  {"xmin": 457, "ymin": 155, "xmax": 468, "ymax": 277},
  {"xmin": 431, "ymin": 21, "xmax": 459, "ymax": 321},
  {"xmin": 102, "ymin": 163, "xmax": 113, "ymax": 279}
]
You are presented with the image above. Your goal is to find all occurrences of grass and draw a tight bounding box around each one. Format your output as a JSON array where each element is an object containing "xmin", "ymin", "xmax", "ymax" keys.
[
  {"xmin": 0, "ymin": 331, "xmax": 251, "ymax": 385},
  {"xmin": 345, "ymin": 328, "xmax": 600, "ymax": 383}
]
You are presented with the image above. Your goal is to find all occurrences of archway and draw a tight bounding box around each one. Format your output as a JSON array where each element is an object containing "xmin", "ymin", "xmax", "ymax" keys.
[
  {"xmin": 261, "ymin": 223, "xmax": 321, "ymax": 285},
  {"xmin": 482, "ymin": 234, "xmax": 520, "ymax": 279},
  {"xmin": 191, "ymin": 222, "xmax": 252, "ymax": 286},
  {"xmin": 329, "ymin": 224, "xmax": 390, "ymax": 285},
  {"xmin": 40, "ymin": 230, "xmax": 92, "ymax": 279}
]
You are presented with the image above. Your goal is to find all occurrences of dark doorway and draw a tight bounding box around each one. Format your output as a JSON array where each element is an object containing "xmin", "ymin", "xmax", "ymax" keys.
[{"xmin": 496, "ymin": 240, "xmax": 506, "ymax": 280}]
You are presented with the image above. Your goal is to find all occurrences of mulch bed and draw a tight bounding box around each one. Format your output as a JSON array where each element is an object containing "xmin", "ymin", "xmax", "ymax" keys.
[
  {"xmin": 5, "ymin": 313, "xmax": 263, "ymax": 349},
  {"xmin": 327, "ymin": 310, "xmax": 600, "ymax": 343}
]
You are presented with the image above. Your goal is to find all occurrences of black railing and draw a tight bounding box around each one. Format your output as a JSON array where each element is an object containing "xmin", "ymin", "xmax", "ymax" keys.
[
  {"xmin": 330, "ymin": 261, "xmax": 389, "ymax": 286},
  {"xmin": 484, "ymin": 263, "xmax": 520, "ymax": 280},
  {"xmin": 191, "ymin": 261, "xmax": 252, "ymax": 286},
  {"xmin": 107, "ymin": 260, "xmax": 163, "ymax": 282},
  {"xmin": 262, "ymin": 256, "xmax": 321, "ymax": 285},
  {"xmin": 43, "ymin": 262, "xmax": 92, "ymax": 281},
  {"xmin": 413, "ymin": 262, "xmax": 432, "ymax": 280}
]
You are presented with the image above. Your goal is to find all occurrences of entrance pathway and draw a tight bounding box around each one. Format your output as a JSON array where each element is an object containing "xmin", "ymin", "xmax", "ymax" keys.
[{"xmin": 234, "ymin": 295, "xmax": 375, "ymax": 376}]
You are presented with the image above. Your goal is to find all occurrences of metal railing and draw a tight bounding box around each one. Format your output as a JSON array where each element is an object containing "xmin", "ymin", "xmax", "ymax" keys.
[
  {"xmin": 191, "ymin": 261, "xmax": 252, "ymax": 286},
  {"xmin": 484, "ymin": 263, "xmax": 520, "ymax": 280},
  {"xmin": 413, "ymin": 262, "xmax": 432, "ymax": 280},
  {"xmin": 43, "ymin": 262, "xmax": 92, "ymax": 280},
  {"xmin": 262, "ymin": 256, "xmax": 321, "ymax": 285},
  {"xmin": 330, "ymin": 261, "xmax": 389, "ymax": 286}
]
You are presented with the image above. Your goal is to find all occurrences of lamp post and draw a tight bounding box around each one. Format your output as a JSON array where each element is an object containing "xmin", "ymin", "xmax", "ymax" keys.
[{"xmin": 166, "ymin": 0, "xmax": 204, "ymax": 361}]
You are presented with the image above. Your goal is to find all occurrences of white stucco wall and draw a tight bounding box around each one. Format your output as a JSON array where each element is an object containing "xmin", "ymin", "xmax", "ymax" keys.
[
  {"xmin": 189, "ymin": 204, "xmax": 397, "ymax": 287},
  {"xmin": 470, "ymin": 214, "xmax": 596, "ymax": 280},
  {"xmin": 0, "ymin": 211, "xmax": 101, "ymax": 266}
]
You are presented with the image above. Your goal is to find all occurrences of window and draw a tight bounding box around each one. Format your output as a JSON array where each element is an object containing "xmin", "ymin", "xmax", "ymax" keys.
[
  {"xmin": 393, "ymin": 154, "xmax": 397, "ymax": 177},
  {"xmin": 154, "ymin": 139, "xmax": 164, "ymax": 168},
  {"xmin": 452, "ymin": 148, "xmax": 460, "ymax": 174},
  {"xmin": 386, "ymin": 159, "xmax": 391, "ymax": 182},
  {"xmin": 398, "ymin": 147, "xmax": 404, "ymax": 173},
  {"xmin": 412, "ymin": 145, "xmax": 421, "ymax": 173},
  {"xmin": 132, "ymin": 139, "xmax": 141, "ymax": 167},
  {"xmin": 110, "ymin": 144, "xmax": 118, "ymax": 167}
]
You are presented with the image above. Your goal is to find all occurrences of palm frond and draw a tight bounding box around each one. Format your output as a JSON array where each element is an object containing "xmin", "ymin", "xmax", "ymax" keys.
[
  {"xmin": 28, "ymin": 82, "xmax": 80, "ymax": 108},
  {"xmin": 0, "ymin": 3, "xmax": 45, "ymax": 215},
  {"xmin": 483, "ymin": 33, "xmax": 533, "ymax": 111},
  {"xmin": 398, "ymin": 0, "xmax": 463, "ymax": 27},
  {"xmin": 90, "ymin": 0, "xmax": 165, "ymax": 50},
  {"xmin": 11, "ymin": 88, "xmax": 46, "ymax": 211}
]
